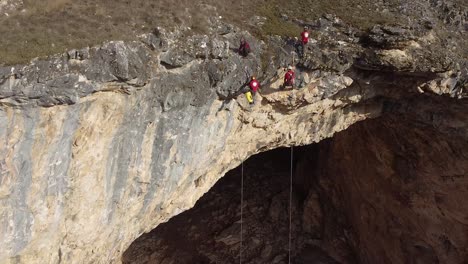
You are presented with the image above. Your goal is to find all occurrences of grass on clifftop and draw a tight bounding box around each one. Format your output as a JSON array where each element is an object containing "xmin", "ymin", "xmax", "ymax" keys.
[
  {"xmin": 0, "ymin": 0, "xmax": 447, "ymax": 66},
  {"xmin": 0, "ymin": 0, "xmax": 253, "ymax": 65}
]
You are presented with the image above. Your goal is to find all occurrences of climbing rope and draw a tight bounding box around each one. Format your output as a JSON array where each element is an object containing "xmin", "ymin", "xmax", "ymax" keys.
[
  {"xmin": 240, "ymin": 0, "xmax": 245, "ymax": 261},
  {"xmin": 288, "ymin": 146, "xmax": 293, "ymax": 264},
  {"xmin": 240, "ymin": 159, "xmax": 244, "ymax": 264}
]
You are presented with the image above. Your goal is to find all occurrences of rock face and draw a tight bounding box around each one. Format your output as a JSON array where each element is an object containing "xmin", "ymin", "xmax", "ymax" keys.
[
  {"xmin": 124, "ymin": 95, "xmax": 468, "ymax": 264},
  {"xmin": 0, "ymin": 9, "xmax": 466, "ymax": 264}
]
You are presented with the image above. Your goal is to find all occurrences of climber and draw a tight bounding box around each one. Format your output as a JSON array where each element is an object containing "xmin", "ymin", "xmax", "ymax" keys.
[
  {"xmin": 245, "ymin": 90, "xmax": 254, "ymax": 104},
  {"xmin": 249, "ymin": 76, "xmax": 260, "ymax": 95},
  {"xmin": 301, "ymin": 26, "xmax": 310, "ymax": 46},
  {"xmin": 245, "ymin": 76, "xmax": 260, "ymax": 104},
  {"xmin": 297, "ymin": 26, "xmax": 310, "ymax": 58},
  {"xmin": 239, "ymin": 37, "xmax": 251, "ymax": 57},
  {"xmin": 294, "ymin": 37, "xmax": 303, "ymax": 58},
  {"xmin": 282, "ymin": 66, "xmax": 295, "ymax": 89}
]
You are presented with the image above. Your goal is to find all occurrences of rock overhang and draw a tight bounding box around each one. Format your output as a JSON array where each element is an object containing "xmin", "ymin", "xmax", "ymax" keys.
[{"xmin": 0, "ymin": 11, "xmax": 466, "ymax": 263}]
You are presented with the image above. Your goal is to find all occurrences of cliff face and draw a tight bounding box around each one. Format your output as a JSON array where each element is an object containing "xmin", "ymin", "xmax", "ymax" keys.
[
  {"xmin": 123, "ymin": 95, "xmax": 468, "ymax": 264},
  {"xmin": 0, "ymin": 9, "xmax": 466, "ymax": 264}
]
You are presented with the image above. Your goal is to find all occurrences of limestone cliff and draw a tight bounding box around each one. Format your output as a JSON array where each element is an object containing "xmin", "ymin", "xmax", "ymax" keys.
[
  {"xmin": 0, "ymin": 9, "xmax": 466, "ymax": 264},
  {"xmin": 123, "ymin": 96, "xmax": 468, "ymax": 264}
]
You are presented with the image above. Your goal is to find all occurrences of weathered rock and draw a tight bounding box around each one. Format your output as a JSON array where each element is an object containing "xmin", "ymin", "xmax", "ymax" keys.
[
  {"xmin": 0, "ymin": 9, "xmax": 466, "ymax": 264},
  {"xmin": 126, "ymin": 97, "xmax": 468, "ymax": 264}
]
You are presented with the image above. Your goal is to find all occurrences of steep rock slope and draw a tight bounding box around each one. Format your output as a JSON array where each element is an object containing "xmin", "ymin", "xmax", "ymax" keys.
[{"xmin": 0, "ymin": 9, "xmax": 466, "ymax": 264}]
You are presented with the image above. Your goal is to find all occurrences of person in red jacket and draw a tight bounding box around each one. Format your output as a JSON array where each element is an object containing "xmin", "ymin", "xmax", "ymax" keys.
[
  {"xmin": 239, "ymin": 37, "xmax": 251, "ymax": 57},
  {"xmin": 301, "ymin": 26, "xmax": 310, "ymax": 45},
  {"xmin": 245, "ymin": 76, "xmax": 260, "ymax": 104},
  {"xmin": 297, "ymin": 26, "xmax": 310, "ymax": 58},
  {"xmin": 249, "ymin": 76, "xmax": 260, "ymax": 94},
  {"xmin": 283, "ymin": 66, "xmax": 295, "ymax": 89}
]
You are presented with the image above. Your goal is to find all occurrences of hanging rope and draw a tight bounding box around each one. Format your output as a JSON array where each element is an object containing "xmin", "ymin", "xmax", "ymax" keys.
[
  {"xmin": 288, "ymin": 146, "xmax": 293, "ymax": 264},
  {"xmin": 240, "ymin": 0, "xmax": 245, "ymax": 261},
  {"xmin": 240, "ymin": 159, "xmax": 244, "ymax": 264}
]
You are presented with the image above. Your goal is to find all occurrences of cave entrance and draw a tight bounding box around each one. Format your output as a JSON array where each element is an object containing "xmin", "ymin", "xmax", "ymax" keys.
[
  {"xmin": 123, "ymin": 95, "xmax": 468, "ymax": 264},
  {"xmin": 122, "ymin": 144, "xmax": 342, "ymax": 264}
]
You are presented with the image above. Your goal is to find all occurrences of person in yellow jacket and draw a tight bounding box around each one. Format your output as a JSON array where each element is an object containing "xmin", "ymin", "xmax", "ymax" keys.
[
  {"xmin": 245, "ymin": 76, "xmax": 260, "ymax": 104},
  {"xmin": 245, "ymin": 90, "xmax": 254, "ymax": 104}
]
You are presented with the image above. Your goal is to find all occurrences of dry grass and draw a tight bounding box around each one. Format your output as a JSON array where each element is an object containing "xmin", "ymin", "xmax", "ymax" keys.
[
  {"xmin": 24, "ymin": 0, "xmax": 72, "ymax": 13},
  {"xmin": 262, "ymin": 0, "xmax": 401, "ymax": 29},
  {"xmin": 258, "ymin": 3, "xmax": 302, "ymax": 38},
  {"xmin": 0, "ymin": 0, "xmax": 255, "ymax": 65},
  {"xmin": 0, "ymin": 0, "xmax": 429, "ymax": 66}
]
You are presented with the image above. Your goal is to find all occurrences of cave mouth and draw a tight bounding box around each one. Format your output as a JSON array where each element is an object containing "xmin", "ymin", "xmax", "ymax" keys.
[
  {"xmin": 123, "ymin": 145, "xmax": 334, "ymax": 264},
  {"xmin": 123, "ymin": 96, "xmax": 468, "ymax": 264}
]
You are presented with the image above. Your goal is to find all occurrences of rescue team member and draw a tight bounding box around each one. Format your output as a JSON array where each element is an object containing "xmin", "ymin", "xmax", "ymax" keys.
[
  {"xmin": 297, "ymin": 26, "xmax": 310, "ymax": 57},
  {"xmin": 239, "ymin": 38, "xmax": 251, "ymax": 57},
  {"xmin": 283, "ymin": 66, "xmax": 295, "ymax": 89},
  {"xmin": 301, "ymin": 26, "xmax": 310, "ymax": 45},
  {"xmin": 245, "ymin": 76, "xmax": 260, "ymax": 104}
]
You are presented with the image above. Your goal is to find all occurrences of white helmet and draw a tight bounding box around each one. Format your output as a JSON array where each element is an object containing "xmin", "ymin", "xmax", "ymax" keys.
[{"xmin": 287, "ymin": 65, "xmax": 293, "ymax": 70}]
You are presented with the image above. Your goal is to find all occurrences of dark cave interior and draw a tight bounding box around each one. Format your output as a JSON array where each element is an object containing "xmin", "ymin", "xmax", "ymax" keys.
[{"xmin": 123, "ymin": 144, "xmax": 338, "ymax": 264}]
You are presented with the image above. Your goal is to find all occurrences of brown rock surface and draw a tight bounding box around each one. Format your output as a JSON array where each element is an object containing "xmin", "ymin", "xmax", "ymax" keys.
[{"xmin": 317, "ymin": 101, "xmax": 468, "ymax": 264}]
